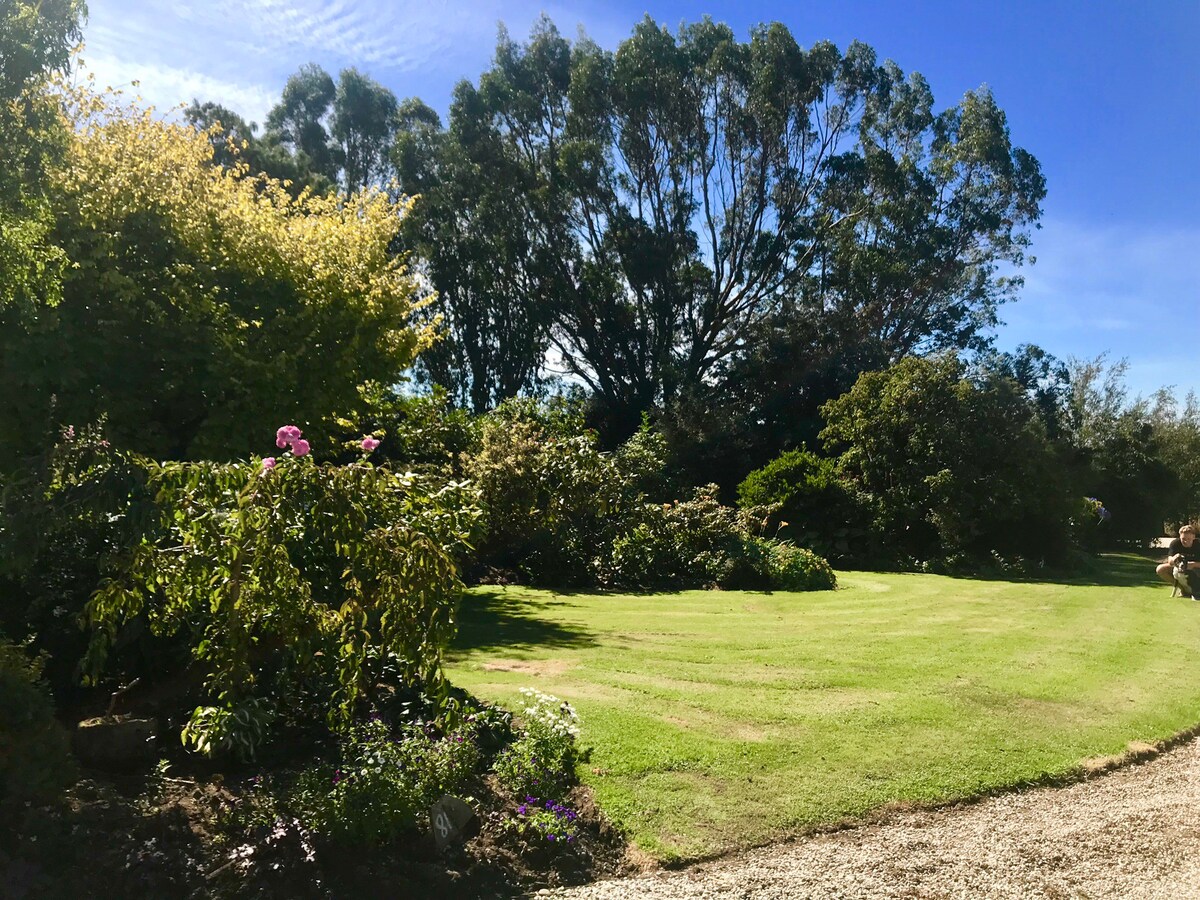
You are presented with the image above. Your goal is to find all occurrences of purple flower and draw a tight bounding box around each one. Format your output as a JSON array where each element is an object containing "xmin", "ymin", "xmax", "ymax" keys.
[
  {"xmin": 517, "ymin": 804, "xmax": 527, "ymax": 815},
  {"xmin": 547, "ymin": 834, "xmax": 556, "ymax": 841}
]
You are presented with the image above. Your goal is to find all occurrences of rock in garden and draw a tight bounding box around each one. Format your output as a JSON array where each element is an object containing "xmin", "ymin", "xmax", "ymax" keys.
[
  {"xmin": 73, "ymin": 716, "xmax": 158, "ymax": 770},
  {"xmin": 430, "ymin": 795, "xmax": 477, "ymax": 851}
]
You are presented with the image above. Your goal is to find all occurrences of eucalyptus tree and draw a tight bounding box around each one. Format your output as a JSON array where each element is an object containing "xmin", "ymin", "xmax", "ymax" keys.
[
  {"xmin": 393, "ymin": 43, "xmax": 563, "ymax": 411},
  {"xmin": 264, "ymin": 62, "xmax": 340, "ymax": 182},
  {"xmin": 332, "ymin": 68, "xmax": 399, "ymax": 193},
  {"xmin": 398, "ymin": 16, "xmax": 1045, "ymax": 439},
  {"xmin": 183, "ymin": 100, "xmax": 335, "ymax": 196}
]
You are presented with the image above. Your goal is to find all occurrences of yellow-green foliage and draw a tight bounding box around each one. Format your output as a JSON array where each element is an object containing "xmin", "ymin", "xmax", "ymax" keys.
[{"xmin": 2, "ymin": 84, "xmax": 436, "ymax": 461}]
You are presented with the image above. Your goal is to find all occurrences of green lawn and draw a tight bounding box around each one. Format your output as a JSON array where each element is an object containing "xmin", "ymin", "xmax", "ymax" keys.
[{"xmin": 446, "ymin": 554, "xmax": 1200, "ymax": 861}]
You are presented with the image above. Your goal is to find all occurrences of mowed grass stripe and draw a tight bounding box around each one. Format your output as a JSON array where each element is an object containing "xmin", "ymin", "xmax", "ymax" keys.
[{"xmin": 447, "ymin": 554, "xmax": 1200, "ymax": 861}]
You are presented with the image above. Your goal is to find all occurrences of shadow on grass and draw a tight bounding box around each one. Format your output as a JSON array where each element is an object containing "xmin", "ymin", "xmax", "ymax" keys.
[
  {"xmin": 964, "ymin": 552, "xmax": 1164, "ymax": 588},
  {"xmin": 451, "ymin": 588, "xmax": 599, "ymax": 657}
]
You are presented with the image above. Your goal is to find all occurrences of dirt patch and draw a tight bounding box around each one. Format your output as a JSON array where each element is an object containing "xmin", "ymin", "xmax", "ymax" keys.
[{"xmin": 482, "ymin": 658, "xmax": 574, "ymax": 677}]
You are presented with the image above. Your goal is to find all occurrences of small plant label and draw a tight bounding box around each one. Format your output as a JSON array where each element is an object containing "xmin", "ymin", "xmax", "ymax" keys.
[{"xmin": 430, "ymin": 795, "xmax": 476, "ymax": 851}]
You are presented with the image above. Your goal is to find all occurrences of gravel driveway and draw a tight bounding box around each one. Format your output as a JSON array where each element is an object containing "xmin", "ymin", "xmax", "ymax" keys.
[{"xmin": 542, "ymin": 735, "xmax": 1200, "ymax": 899}]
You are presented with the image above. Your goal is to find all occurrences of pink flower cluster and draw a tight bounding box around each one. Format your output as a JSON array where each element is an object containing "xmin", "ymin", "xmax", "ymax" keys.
[
  {"xmin": 275, "ymin": 425, "xmax": 310, "ymax": 457},
  {"xmin": 360, "ymin": 435, "xmax": 381, "ymax": 452}
]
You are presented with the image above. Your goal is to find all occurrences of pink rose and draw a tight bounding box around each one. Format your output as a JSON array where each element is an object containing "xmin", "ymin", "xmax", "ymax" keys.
[
  {"xmin": 361, "ymin": 436, "xmax": 381, "ymax": 452},
  {"xmin": 292, "ymin": 439, "xmax": 310, "ymax": 457},
  {"xmin": 262, "ymin": 457, "xmax": 276, "ymax": 470},
  {"xmin": 275, "ymin": 425, "xmax": 302, "ymax": 448}
]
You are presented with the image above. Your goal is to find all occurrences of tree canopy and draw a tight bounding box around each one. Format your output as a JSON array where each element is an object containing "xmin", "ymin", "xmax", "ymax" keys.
[
  {"xmin": 0, "ymin": 87, "xmax": 434, "ymax": 463},
  {"xmin": 394, "ymin": 16, "xmax": 1045, "ymax": 439}
]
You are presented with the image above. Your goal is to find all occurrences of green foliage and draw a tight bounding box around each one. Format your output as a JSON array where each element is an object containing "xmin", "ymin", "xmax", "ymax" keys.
[
  {"xmin": 737, "ymin": 448, "xmax": 865, "ymax": 562},
  {"xmin": 183, "ymin": 100, "xmax": 335, "ymax": 197},
  {"xmin": 260, "ymin": 63, "xmax": 401, "ymax": 192},
  {"xmin": 464, "ymin": 402, "xmax": 639, "ymax": 585},
  {"xmin": 82, "ymin": 447, "xmax": 481, "ymax": 748},
  {"xmin": 347, "ymin": 385, "xmax": 478, "ymax": 477},
  {"xmin": 0, "ymin": 638, "xmax": 77, "ymax": 806},
  {"xmin": 1066, "ymin": 356, "xmax": 1178, "ymax": 548},
  {"xmin": 181, "ymin": 698, "xmax": 277, "ymax": 761},
  {"xmin": 0, "ymin": 1, "xmax": 85, "ymax": 319},
  {"xmin": 766, "ymin": 543, "xmax": 838, "ymax": 592},
  {"xmin": 0, "ymin": 1, "xmax": 85, "ymax": 98},
  {"xmin": 609, "ymin": 488, "xmax": 769, "ymax": 590},
  {"xmin": 491, "ymin": 688, "xmax": 581, "ymax": 802},
  {"xmin": 0, "ymin": 423, "xmax": 152, "ymax": 697},
  {"xmin": 397, "ymin": 16, "xmax": 1043, "ymax": 441},
  {"xmin": 292, "ymin": 718, "xmax": 480, "ymax": 846},
  {"xmin": 820, "ymin": 354, "xmax": 1075, "ymax": 568},
  {"xmin": 1, "ymin": 87, "xmax": 434, "ymax": 464}
]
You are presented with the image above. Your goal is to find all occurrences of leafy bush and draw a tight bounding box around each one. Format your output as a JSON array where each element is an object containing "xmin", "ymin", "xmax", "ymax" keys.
[
  {"xmin": 464, "ymin": 403, "xmax": 639, "ymax": 585},
  {"xmin": 344, "ymin": 384, "xmax": 477, "ymax": 477},
  {"xmin": 492, "ymin": 688, "xmax": 581, "ymax": 802},
  {"xmin": 81, "ymin": 428, "xmax": 481, "ymax": 751},
  {"xmin": 820, "ymin": 355, "xmax": 1076, "ymax": 569},
  {"xmin": 292, "ymin": 718, "xmax": 481, "ymax": 846},
  {"xmin": 2, "ymin": 85, "xmax": 436, "ymax": 464},
  {"xmin": 768, "ymin": 542, "xmax": 838, "ymax": 592},
  {"xmin": 0, "ymin": 423, "xmax": 154, "ymax": 700},
  {"xmin": 0, "ymin": 638, "xmax": 76, "ymax": 806},
  {"xmin": 608, "ymin": 486, "xmax": 771, "ymax": 590},
  {"xmin": 736, "ymin": 448, "xmax": 866, "ymax": 563}
]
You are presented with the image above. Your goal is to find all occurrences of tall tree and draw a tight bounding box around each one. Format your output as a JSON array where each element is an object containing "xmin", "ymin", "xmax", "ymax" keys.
[
  {"xmin": 184, "ymin": 100, "xmax": 334, "ymax": 195},
  {"xmin": 398, "ymin": 17, "xmax": 1044, "ymax": 440},
  {"xmin": 264, "ymin": 63, "xmax": 339, "ymax": 182},
  {"xmin": 332, "ymin": 68, "xmax": 399, "ymax": 193},
  {"xmin": 394, "ymin": 49, "xmax": 560, "ymax": 411}
]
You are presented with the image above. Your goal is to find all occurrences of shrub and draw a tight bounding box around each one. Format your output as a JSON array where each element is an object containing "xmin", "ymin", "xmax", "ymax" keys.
[
  {"xmin": 0, "ymin": 638, "xmax": 76, "ymax": 806},
  {"xmin": 292, "ymin": 718, "xmax": 480, "ymax": 846},
  {"xmin": 2, "ymin": 85, "xmax": 436, "ymax": 463},
  {"xmin": 492, "ymin": 688, "xmax": 581, "ymax": 802},
  {"xmin": 0, "ymin": 422, "xmax": 154, "ymax": 700},
  {"xmin": 768, "ymin": 542, "xmax": 838, "ymax": 592},
  {"xmin": 82, "ymin": 427, "xmax": 482, "ymax": 752},
  {"xmin": 464, "ymin": 404, "xmax": 636, "ymax": 585},
  {"xmin": 820, "ymin": 355, "xmax": 1076, "ymax": 569},
  {"xmin": 608, "ymin": 486, "xmax": 772, "ymax": 590},
  {"xmin": 736, "ymin": 448, "xmax": 866, "ymax": 563}
]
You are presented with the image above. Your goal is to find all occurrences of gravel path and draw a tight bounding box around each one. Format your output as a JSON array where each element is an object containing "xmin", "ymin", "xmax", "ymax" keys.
[{"xmin": 542, "ymin": 736, "xmax": 1200, "ymax": 899}]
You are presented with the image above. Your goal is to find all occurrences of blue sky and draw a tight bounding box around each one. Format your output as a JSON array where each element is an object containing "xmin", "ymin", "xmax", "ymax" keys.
[{"xmin": 80, "ymin": 0, "xmax": 1199, "ymax": 399}]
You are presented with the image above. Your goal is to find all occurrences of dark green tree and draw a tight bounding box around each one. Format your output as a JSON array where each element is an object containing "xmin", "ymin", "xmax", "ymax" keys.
[
  {"xmin": 264, "ymin": 62, "xmax": 340, "ymax": 182},
  {"xmin": 819, "ymin": 354, "xmax": 1073, "ymax": 567},
  {"xmin": 183, "ymin": 100, "xmax": 335, "ymax": 195},
  {"xmin": 393, "ymin": 40, "xmax": 562, "ymax": 410},
  {"xmin": 332, "ymin": 68, "xmax": 399, "ymax": 193},
  {"xmin": 0, "ymin": 0, "xmax": 86, "ymax": 317},
  {"xmin": 398, "ymin": 16, "xmax": 1044, "ymax": 444}
]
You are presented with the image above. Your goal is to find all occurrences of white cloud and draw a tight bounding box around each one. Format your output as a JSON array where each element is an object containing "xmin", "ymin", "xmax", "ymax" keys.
[
  {"xmin": 77, "ymin": 0, "xmax": 632, "ymax": 121},
  {"xmin": 995, "ymin": 216, "xmax": 1200, "ymax": 397},
  {"xmin": 77, "ymin": 50, "xmax": 278, "ymax": 125}
]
